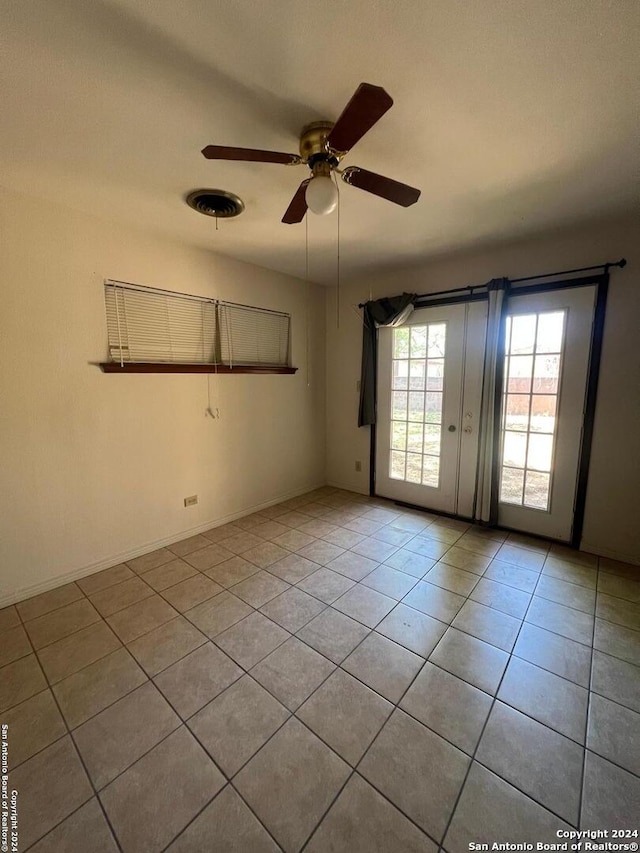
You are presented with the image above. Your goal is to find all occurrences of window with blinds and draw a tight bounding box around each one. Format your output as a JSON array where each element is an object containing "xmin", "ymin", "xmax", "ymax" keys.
[{"xmin": 104, "ymin": 280, "xmax": 291, "ymax": 369}]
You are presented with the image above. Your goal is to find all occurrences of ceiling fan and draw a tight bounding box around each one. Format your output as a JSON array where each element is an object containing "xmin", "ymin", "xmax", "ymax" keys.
[{"xmin": 201, "ymin": 83, "xmax": 421, "ymax": 224}]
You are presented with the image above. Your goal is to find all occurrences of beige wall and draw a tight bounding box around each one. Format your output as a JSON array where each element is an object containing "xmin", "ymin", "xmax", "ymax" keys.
[
  {"xmin": 0, "ymin": 187, "xmax": 326, "ymax": 606},
  {"xmin": 325, "ymin": 213, "xmax": 640, "ymax": 563}
]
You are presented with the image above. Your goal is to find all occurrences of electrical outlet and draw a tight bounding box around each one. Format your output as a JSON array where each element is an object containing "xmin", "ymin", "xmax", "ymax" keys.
[
  {"xmin": 355, "ymin": 461, "xmax": 362, "ymax": 472},
  {"xmin": 184, "ymin": 495, "xmax": 198, "ymax": 507}
]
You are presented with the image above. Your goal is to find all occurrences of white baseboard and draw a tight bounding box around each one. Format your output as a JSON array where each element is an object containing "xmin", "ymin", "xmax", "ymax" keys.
[{"xmin": 1, "ymin": 481, "xmax": 326, "ymax": 609}]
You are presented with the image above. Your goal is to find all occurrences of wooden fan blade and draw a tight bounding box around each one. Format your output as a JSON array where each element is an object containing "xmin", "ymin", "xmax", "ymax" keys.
[
  {"xmin": 326, "ymin": 83, "xmax": 393, "ymax": 153},
  {"xmin": 282, "ymin": 180, "xmax": 310, "ymax": 224},
  {"xmin": 202, "ymin": 145, "xmax": 299, "ymax": 165},
  {"xmin": 342, "ymin": 166, "xmax": 420, "ymax": 207}
]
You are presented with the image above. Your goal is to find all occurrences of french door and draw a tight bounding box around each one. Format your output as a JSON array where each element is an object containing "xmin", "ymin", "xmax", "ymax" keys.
[
  {"xmin": 376, "ymin": 286, "xmax": 597, "ymax": 542},
  {"xmin": 376, "ymin": 302, "xmax": 487, "ymax": 516}
]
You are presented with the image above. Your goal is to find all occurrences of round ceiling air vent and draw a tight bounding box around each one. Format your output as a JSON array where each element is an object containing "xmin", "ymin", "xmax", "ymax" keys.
[{"xmin": 186, "ymin": 189, "xmax": 245, "ymax": 218}]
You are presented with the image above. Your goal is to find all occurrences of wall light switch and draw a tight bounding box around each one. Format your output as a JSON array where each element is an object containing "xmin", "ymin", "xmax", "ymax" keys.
[{"xmin": 184, "ymin": 495, "xmax": 198, "ymax": 507}]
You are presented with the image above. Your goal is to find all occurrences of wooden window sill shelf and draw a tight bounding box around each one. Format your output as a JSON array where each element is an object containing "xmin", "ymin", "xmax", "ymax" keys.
[{"xmin": 99, "ymin": 363, "xmax": 297, "ymax": 374}]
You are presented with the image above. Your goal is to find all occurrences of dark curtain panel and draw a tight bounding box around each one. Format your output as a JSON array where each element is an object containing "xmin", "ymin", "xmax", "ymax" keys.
[{"xmin": 358, "ymin": 292, "xmax": 416, "ymax": 427}]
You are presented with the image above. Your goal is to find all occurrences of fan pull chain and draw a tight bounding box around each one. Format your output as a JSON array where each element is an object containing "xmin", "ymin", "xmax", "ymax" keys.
[
  {"xmin": 305, "ymin": 214, "xmax": 311, "ymax": 387},
  {"xmin": 334, "ymin": 172, "xmax": 341, "ymax": 330}
]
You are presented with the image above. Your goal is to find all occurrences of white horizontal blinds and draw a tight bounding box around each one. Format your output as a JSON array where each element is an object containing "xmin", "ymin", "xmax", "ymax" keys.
[
  {"xmin": 104, "ymin": 281, "xmax": 290, "ymax": 367},
  {"xmin": 105, "ymin": 283, "xmax": 217, "ymax": 364},
  {"xmin": 219, "ymin": 303, "xmax": 290, "ymax": 366}
]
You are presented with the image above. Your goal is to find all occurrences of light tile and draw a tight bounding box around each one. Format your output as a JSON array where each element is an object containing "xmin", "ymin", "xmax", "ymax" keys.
[
  {"xmin": 496, "ymin": 543, "xmax": 545, "ymax": 571},
  {"xmin": 297, "ymin": 607, "xmax": 369, "ymax": 664},
  {"xmin": 259, "ymin": 587, "xmax": 326, "ymax": 632},
  {"xmin": 377, "ymin": 603, "xmax": 447, "ymax": 657},
  {"xmin": 498, "ymin": 656, "xmax": 588, "ymax": 742},
  {"xmin": 53, "ymin": 646, "xmax": 148, "ymax": 729},
  {"xmin": 161, "ymin": 574, "xmax": 224, "ymax": 612},
  {"xmin": 327, "ymin": 550, "xmax": 379, "ymax": 581},
  {"xmin": 321, "ymin": 526, "xmax": 367, "ymax": 549},
  {"xmin": 234, "ymin": 717, "xmax": 350, "ymax": 853},
  {"xmin": 267, "ymin": 553, "xmax": 320, "ymax": 584},
  {"xmin": 581, "ymin": 751, "xmax": 640, "ymax": 829},
  {"xmin": 127, "ymin": 616, "xmax": 207, "ymax": 676},
  {"xmin": 278, "ymin": 510, "xmax": 315, "ymax": 528},
  {"xmin": 183, "ymin": 542, "xmax": 235, "ymax": 570},
  {"xmin": 106, "ymin": 594, "xmax": 178, "ymax": 643},
  {"xmin": 484, "ymin": 560, "xmax": 539, "ymax": 593},
  {"xmin": 297, "ymin": 519, "xmax": 338, "ymax": 538},
  {"xmin": 452, "ymin": 599, "xmax": 521, "ymax": 651},
  {"xmin": 371, "ymin": 525, "xmax": 415, "ymax": 547},
  {"xmin": 188, "ymin": 675, "xmax": 289, "ymax": 777},
  {"xmin": 306, "ymin": 773, "xmax": 436, "ymax": 853},
  {"xmin": 429, "ymin": 627, "xmax": 509, "ymax": 695},
  {"xmin": 0, "ymin": 654, "xmax": 47, "ymax": 713},
  {"xmin": 297, "ymin": 540, "xmax": 346, "ymax": 567},
  {"xmin": 231, "ymin": 570, "xmax": 290, "ymax": 608},
  {"xmin": 513, "ymin": 622, "xmax": 591, "ymax": 687},
  {"xmin": 384, "ymin": 549, "xmax": 435, "ymax": 578},
  {"xmin": 421, "ymin": 524, "xmax": 463, "ymax": 546},
  {"xmin": 3, "ymin": 689, "xmax": 66, "ymax": 769},
  {"xmin": 242, "ymin": 541, "xmax": 290, "ymax": 569},
  {"xmin": 455, "ymin": 533, "xmax": 502, "ymax": 558},
  {"xmin": 587, "ymin": 693, "xmax": 640, "ymax": 776},
  {"xmin": 89, "ymin": 577, "xmax": 154, "ymax": 617},
  {"xmin": 359, "ymin": 709, "xmax": 469, "ymax": 842},
  {"xmin": 272, "ymin": 528, "xmax": 316, "ymax": 552},
  {"xmin": 142, "ymin": 559, "xmax": 197, "ymax": 591},
  {"xmin": 440, "ymin": 547, "xmax": 491, "ymax": 575},
  {"xmin": 361, "ymin": 564, "xmax": 419, "ymax": 599},
  {"xmin": 214, "ymin": 612, "xmax": 290, "ymax": 669},
  {"xmin": 536, "ymin": 574, "xmax": 596, "ymax": 614},
  {"xmin": 548, "ymin": 545, "xmax": 598, "ymax": 569},
  {"xmin": 73, "ymin": 681, "xmax": 180, "ymax": 789},
  {"xmin": 597, "ymin": 573, "xmax": 640, "ymax": 603},
  {"xmin": 16, "ymin": 583, "xmax": 84, "ymax": 622},
  {"xmin": 296, "ymin": 568, "xmax": 355, "ymax": 604},
  {"xmin": 342, "ymin": 631, "xmax": 423, "ymax": 703},
  {"xmin": 251, "ymin": 636, "xmax": 334, "ymax": 711},
  {"xmin": 0, "ymin": 605, "xmax": 20, "ymax": 634},
  {"xmin": 469, "ymin": 577, "xmax": 531, "ymax": 619},
  {"xmin": 351, "ymin": 537, "xmax": 398, "ymax": 563},
  {"xmin": 8, "ymin": 736, "xmax": 93, "ymax": 850},
  {"xmin": 204, "ymin": 555, "xmax": 261, "ymax": 587},
  {"xmin": 216, "ymin": 531, "xmax": 264, "ymax": 554},
  {"xmin": 253, "ymin": 520, "xmax": 290, "ymax": 541},
  {"xmin": 165, "ymin": 785, "xmax": 280, "ymax": 853},
  {"xmin": 476, "ymin": 701, "xmax": 583, "ymax": 824},
  {"xmin": 525, "ymin": 596, "xmax": 594, "ymax": 645},
  {"xmin": 126, "ymin": 547, "xmax": 175, "ymax": 575},
  {"xmin": 401, "ymin": 663, "xmax": 492, "ymax": 754},
  {"xmin": 596, "ymin": 593, "xmax": 640, "ymax": 631},
  {"xmin": 77, "ymin": 564, "xmax": 135, "ymax": 596},
  {"xmin": 591, "ymin": 649, "xmax": 640, "ymax": 713},
  {"xmin": 154, "ymin": 642, "xmax": 243, "ymax": 719},
  {"xmin": 167, "ymin": 534, "xmax": 212, "ymax": 557},
  {"xmin": 424, "ymin": 563, "xmax": 480, "ymax": 596},
  {"xmin": 333, "ymin": 584, "xmax": 396, "ymax": 628},
  {"xmin": 185, "ymin": 591, "xmax": 253, "ymax": 638},
  {"xmin": 37, "ymin": 621, "xmax": 122, "ymax": 684},
  {"xmin": 403, "ymin": 536, "xmax": 450, "ymax": 561},
  {"xmin": 201, "ymin": 521, "xmax": 242, "ymax": 543},
  {"xmin": 403, "ymin": 581, "xmax": 466, "ymax": 623},
  {"xmin": 298, "ymin": 669, "xmax": 392, "ymax": 765},
  {"xmin": 100, "ymin": 727, "xmax": 225, "ymax": 853},
  {"xmin": 29, "ymin": 798, "xmax": 119, "ymax": 853},
  {"xmin": 593, "ymin": 618, "xmax": 640, "ymax": 666},
  {"xmin": 444, "ymin": 762, "xmax": 570, "ymax": 853},
  {"xmin": 542, "ymin": 556, "xmax": 597, "ymax": 589}
]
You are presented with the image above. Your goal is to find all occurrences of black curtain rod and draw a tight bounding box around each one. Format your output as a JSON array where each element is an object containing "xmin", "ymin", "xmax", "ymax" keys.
[{"xmin": 357, "ymin": 258, "xmax": 627, "ymax": 308}]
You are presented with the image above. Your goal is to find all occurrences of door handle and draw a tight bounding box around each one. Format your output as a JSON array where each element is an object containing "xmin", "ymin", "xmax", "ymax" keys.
[{"xmin": 448, "ymin": 425, "xmax": 457, "ymax": 432}]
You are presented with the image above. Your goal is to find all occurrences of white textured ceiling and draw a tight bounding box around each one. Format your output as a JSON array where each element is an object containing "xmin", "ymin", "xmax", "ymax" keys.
[{"xmin": 2, "ymin": 0, "xmax": 639, "ymax": 284}]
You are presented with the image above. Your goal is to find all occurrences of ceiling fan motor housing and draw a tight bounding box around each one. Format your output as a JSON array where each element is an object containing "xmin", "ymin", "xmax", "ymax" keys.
[{"xmin": 299, "ymin": 121, "xmax": 340, "ymax": 169}]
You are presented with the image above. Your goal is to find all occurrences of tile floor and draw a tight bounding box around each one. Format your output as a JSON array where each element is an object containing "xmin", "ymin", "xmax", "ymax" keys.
[{"xmin": 2, "ymin": 487, "xmax": 639, "ymax": 852}]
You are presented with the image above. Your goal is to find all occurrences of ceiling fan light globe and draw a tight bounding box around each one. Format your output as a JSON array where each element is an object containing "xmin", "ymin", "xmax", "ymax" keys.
[{"xmin": 305, "ymin": 175, "xmax": 338, "ymax": 215}]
